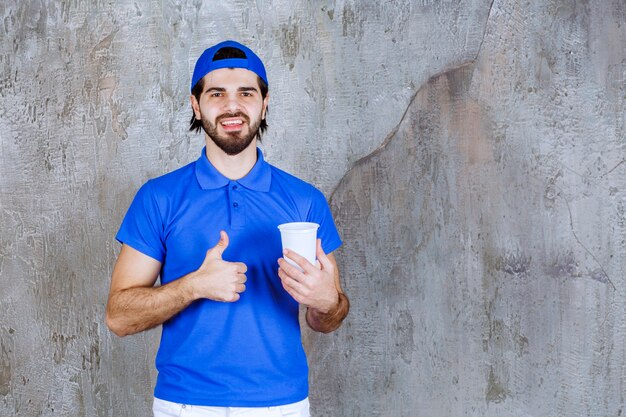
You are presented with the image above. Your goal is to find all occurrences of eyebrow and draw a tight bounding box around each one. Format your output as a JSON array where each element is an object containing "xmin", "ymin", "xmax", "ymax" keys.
[{"xmin": 205, "ymin": 86, "xmax": 259, "ymax": 93}]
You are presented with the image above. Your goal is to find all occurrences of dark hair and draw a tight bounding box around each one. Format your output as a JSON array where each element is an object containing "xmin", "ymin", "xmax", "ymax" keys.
[{"xmin": 190, "ymin": 46, "xmax": 269, "ymax": 140}]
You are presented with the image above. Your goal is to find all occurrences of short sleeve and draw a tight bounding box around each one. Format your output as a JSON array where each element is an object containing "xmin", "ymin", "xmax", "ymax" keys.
[
  {"xmin": 306, "ymin": 187, "xmax": 342, "ymax": 254},
  {"xmin": 115, "ymin": 180, "xmax": 166, "ymax": 262}
]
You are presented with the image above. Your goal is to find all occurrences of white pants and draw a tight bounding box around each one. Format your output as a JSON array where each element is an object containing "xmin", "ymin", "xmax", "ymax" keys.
[{"xmin": 153, "ymin": 397, "xmax": 310, "ymax": 417}]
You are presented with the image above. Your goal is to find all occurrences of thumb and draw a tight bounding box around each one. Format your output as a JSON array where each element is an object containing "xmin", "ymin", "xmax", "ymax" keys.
[
  {"xmin": 316, "ymin": 238, "xmax": 331, "ymax": 270},
  {"xmin": 206, "ymin": 230, "xmax": 229, "ymax": 260}
]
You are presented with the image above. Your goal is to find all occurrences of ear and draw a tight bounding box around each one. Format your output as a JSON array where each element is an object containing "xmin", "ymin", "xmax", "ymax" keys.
[
  {"xmin": 262, "ymin": 93, "xmax": 270, "ymax": 120},
  {"xmin": 190, "ymin": 94, "xmax": 201, "ymax": 120}
]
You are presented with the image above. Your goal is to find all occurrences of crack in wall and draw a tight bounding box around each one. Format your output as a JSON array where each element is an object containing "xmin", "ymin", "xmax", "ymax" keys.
[
  {"xmin": 475, "ymin": 0, "xmax": 497, "ymax": 62},
  {"xmin": 600, "ymin": 159, "xmax": 626, "ymax": 178},
  {"xmin": 330, "ymin": 1, "xmax": 496, "ymax": 201},
  {"xmin": 560, "ymin": 187, "xmax": 616, "ymax": 290},
  {"xmin": 329, "ymin": 61, "xmax": 475, "ymax": 204}
]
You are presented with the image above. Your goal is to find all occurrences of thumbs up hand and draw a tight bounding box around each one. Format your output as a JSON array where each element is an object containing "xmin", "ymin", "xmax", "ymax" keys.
[{"xmin": 187, "ymin": 231, "xmax": 247, "ymax": 302}]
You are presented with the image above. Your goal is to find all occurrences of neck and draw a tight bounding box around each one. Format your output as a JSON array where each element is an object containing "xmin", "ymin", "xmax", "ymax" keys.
[{"xmin": 204, "ymin": 138, "xmax": 258, "ymax": 180}]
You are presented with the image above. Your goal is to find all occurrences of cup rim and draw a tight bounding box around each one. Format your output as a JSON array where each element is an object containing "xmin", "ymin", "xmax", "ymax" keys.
[{"xmin": 277, "ymin": 222, "xmax": 320, "ymax": 232}]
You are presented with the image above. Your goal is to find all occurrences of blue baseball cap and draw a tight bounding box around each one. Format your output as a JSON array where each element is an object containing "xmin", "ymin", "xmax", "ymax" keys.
[{"xmin": 190, "ymin": 40, "xmax": 268, "ymax": 92}]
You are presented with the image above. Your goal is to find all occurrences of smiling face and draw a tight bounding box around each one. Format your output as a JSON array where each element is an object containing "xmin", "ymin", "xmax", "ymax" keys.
[{"xmin": 191, "ymin": 67, "xmax": 269, "ymax": 156}]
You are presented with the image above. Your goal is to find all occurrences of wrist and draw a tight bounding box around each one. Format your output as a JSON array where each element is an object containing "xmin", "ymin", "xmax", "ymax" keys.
[
  {"xmin": 318, "ymin": 292, "xmax": 340, "ymax": 314},
  {"xmin": 307, "ymin": 292, "xmax": 350, "ymax": 333},
  {"xmin": 179, "ymin": 271, "xmax": 200, "ymax": 301}
]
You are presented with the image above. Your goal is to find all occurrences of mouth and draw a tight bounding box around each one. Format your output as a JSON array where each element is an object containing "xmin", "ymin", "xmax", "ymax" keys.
[{"xmin": 219, "ymin": 116, "xmax": 246, "ymax": 132}]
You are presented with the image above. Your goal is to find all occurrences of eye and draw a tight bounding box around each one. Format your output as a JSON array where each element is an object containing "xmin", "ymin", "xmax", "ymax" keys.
[
  {"xmin": 210, "ymin": 92, "xmax": 223, "ymax": 97},
  {"xmin": 241, "ymin": 92, "xmax": 253, "ymax": 97}
]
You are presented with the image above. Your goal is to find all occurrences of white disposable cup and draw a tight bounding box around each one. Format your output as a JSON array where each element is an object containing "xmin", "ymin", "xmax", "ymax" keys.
[{"xmin": 277, "ymin": 222, "xmax": 320, "ymax": 271}]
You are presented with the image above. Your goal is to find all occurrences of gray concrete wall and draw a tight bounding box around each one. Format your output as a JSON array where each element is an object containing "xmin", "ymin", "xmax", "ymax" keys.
[{"xmin": 0, "ymin": 0, "xmax": 623, "ymax": 416}]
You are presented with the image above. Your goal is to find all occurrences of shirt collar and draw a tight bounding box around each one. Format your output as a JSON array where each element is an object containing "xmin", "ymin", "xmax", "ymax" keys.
[{"xmin": 195, "ymin": 147, "xmax": 272, "ymax": 192}]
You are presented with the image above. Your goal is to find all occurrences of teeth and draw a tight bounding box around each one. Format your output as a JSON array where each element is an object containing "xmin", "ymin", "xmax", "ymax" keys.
[{"xmin": 222, "ymin": 120, "xmax": 243, "ymax": 126}]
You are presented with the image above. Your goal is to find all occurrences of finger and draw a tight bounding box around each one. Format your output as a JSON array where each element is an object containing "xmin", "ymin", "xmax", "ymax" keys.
[
  {"xmin": 278, "ymin": 266, "xmax": 312, "ymax": 298},
  {"xmin": 316, "ymin": 239, "xmax": 332, "ymax": 271},
  {"xmin": 278, "ymin": 269, "xmax": 307, "ymax": 301},
  {"xmin": 279, "ymin": 279, "xmax": 299, "ymax": 302},
  {"xmin": 233, "ymin": 261, "xmax": 247, "ymax": 273},
  {"xmin": 225, "ymin": 292, "xmax": 240, "ymax": 302},
  {"xmin": 207, "ymin": 230, "xmax": 229, "ymax": 260},
  {"xmin": 278, "ymin": 258, "xmax": 308, "ymax": 282},
  {"xmin": 283, "ymin": 249, "xmax": 316, "ymax": 273}
]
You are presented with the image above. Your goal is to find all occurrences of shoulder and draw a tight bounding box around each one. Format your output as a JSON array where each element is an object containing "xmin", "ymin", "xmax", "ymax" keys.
[
  {"xmin": 144, "ymin": 160, "xmax": 197, "ymax": 196},
  {"xmin": 267, "ymin": 164, "xmax": 331, "ymax": 219},
  {"xmin": 131, "ymin": 161, "xmax": 197, "ymax": 217},
  {"xmin": 269, "ymin": 164, "xmax": 319, "ymax": 197}
]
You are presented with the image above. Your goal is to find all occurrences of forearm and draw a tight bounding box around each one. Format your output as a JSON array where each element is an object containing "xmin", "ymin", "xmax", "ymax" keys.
[
  {"xmin": 106, "ymin": 277, "xmax": 194, "ymax": 337},
  {"xmin": 306, "ymin": 292, "xmax": 350, "ymax": 334}
]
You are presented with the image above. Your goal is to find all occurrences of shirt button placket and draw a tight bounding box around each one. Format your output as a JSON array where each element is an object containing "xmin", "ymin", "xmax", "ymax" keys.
[{"xmin": 229, "ymin": 182, "xmax": 244, "ymax": 229}]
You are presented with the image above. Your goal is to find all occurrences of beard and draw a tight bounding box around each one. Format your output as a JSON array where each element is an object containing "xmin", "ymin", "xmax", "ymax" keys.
[{"xmin": 201, "ymin": 111, "xmax": 262, "ymax": 156}]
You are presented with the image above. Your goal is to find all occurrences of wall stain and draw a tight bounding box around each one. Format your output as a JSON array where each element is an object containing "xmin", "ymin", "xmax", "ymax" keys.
[
  {"xmin": 391, "ymin": 309, "xmax": 415, "ymax": 364},
  {"xmin": 548, "ymin": 251, "xmax": 581, "ymax": 278},
  {"xmin": 90, "ymin": 30, "xmax": 118, "ymax": 59},
  {"xmin": 278, "ymin": 18, "xmax": 300, "ymax": 70},
  {"xmin": 484, "ymin": 250, "xmax": 532, "ymax": 278},
  {"xmin": 342, "ymin": 3, "xmax": 364, "ymax": 39},
  {"xmin": 0, "ymin": 336, "xmax": 11, "ymax": 396},
  {"xmin": 500, "ymin": 253, "xmax": 532, "ymax": 276},
  {"xmin": 486, "ymin": 366, "xmax": 508, "ymax": 403},
  {"xmin": 486, "ymin": 318, "xmax": 529, "ymax": 357},
  {"xmin": 52, "ymin": 332, "xmax": 76, "ymax": 364},
  {"xmin": 81, "ymin": 322, "xmax": 101, "ymax": 373},
  {"xmin": 589, "ymin": 268, "xmax": 610, "ymax": 284}
]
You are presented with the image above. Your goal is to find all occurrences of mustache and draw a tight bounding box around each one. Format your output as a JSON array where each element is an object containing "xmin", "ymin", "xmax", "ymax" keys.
[{"xmin": 217, "ymin": 112, "xmax": 249, "ymax": 123}]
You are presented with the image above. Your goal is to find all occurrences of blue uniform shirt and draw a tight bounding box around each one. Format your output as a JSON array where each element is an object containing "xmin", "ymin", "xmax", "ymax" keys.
[{"xmin": 116, "ymin": 147, "xmax": 342, "ymax": 406}]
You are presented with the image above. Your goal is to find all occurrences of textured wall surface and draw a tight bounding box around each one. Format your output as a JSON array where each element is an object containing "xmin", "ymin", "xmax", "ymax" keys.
[
  {"xmin": 0, "ymin": 0, "xmax": 624, "ymax": 416},
  {"xmin": 310, "ymin": 1, "xmax": 626, "ymax": 416}
]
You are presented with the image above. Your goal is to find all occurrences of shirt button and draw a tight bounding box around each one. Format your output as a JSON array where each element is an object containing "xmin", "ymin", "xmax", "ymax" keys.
[
  {"xmin": 233, "ymin": 185, "xmax": 238, "ymax": 190},
  {"xmin": 233, "ymin": 202, "xmax": 239, "ymax": 208}
]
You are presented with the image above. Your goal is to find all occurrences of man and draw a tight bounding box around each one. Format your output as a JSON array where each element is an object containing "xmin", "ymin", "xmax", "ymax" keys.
[{"xmin": 105, "ymin": 40, "xmax": 349, "ymax": 417}]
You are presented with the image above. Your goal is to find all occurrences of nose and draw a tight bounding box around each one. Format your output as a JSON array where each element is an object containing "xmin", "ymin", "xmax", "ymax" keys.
[{"xmin": 223, "ymin": 94, "xmax": 242, "ymax": 113}]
